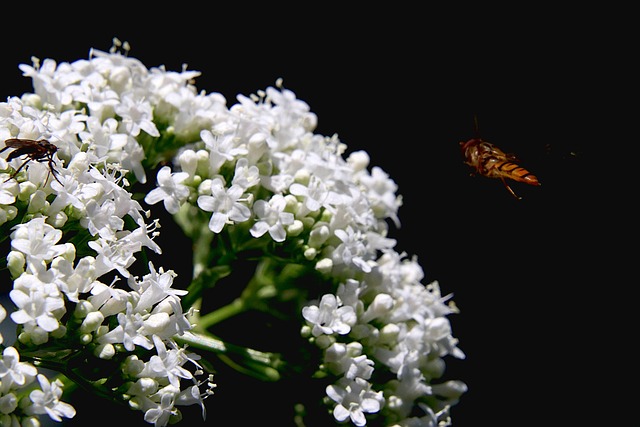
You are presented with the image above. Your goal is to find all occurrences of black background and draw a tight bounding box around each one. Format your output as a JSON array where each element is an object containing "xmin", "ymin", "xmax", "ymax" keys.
[{"xmin": 0, "ymin": 7, "xmax": 625, "ymax": 427}]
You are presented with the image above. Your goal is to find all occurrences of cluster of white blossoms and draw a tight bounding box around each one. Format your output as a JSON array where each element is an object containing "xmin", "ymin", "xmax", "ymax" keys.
[{"xmin": 0, "ymin": 39, "xmax": 466, "ymax": 426}]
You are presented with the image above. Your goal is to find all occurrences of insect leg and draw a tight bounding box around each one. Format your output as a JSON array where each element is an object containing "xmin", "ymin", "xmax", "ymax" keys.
[
  {"xmin": 48, "ymin": 158, "xmax": 62, "ymax": 185},
  {"xmin": 500, "ymin": 177, "xmax": 522, "ymax": 200},
  {"xmin": 3, "ymin": 159, "xmax": 31, "ymax": 182}
]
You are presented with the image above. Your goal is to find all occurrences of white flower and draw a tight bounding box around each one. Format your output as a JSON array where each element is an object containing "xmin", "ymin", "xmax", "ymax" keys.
[
  {"xmin": 0, "ymin": 346, "xmax": 38, "ymax": 393},
  {"xmin": 231, "ymin": 158, "xmax": 260, "ymax": 189},
  {"xmin": 200, "ymin": 129, "xmax": 247, "ymax": 175},
  {"xmin": 114, "ymin": 94, "xmax": 159, "ymax": 138},
  {"xmin": 326, "ymin": 378, "xmax": 384, "ymax": 426},
  {"xmin": 10, "ymin": 276, "xmax": 65, "ymax": 334},
  {"xmin": 0, "ymin": 178, "xmax": 18, "ymax": 205},
  {"xmin": 98, "ymin": 301, "xmax": 153, "ymax": 351},
  {"xmin": 145, "ymin": 166, "xmax": 190, "ymax": 214},
  {"xmin": 143, "ymin": 389, "xmax": 177, "ymax": 427},
  {"xmin": 25, "ymin": 374, "xmax": 76, "ymax": 422},
  {"xmin": 83, "ymin": 199, "xmax": 125, "ymax": 240},
  {"xmin": 10, "ymin": 217, "xmax": 66, "ymax": 270},
  {"xmin": 302, "ymin": 294, "xmax": 356, "ymax": 337},
  {"xmin": 196, "ymin": 178, "xmax": 251, "ymax": 233},
  {"xmin": 138, "ymin": 336, "xmax": 195, "ymax": 390},
  {"xmin": 88, "ymin": 221, "xmax": 161, "ymax": 279},
  {"xmin": 333, "ymin": 226, "xmax": 374, "ymax": 273},
  {"xmin": 289, "ymin": 175, "xmax": 343, "ymax": 215},
  {"xmin": 250, "ymin": 194, "xmax": 294, "ymax": 242},
  {"xmin": 356, "ymin": 165, "xmax": 402, "ymax": 227}
]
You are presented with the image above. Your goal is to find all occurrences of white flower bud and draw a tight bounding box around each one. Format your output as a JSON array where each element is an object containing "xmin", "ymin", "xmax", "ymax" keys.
[
  {"xmin": 432, "ymin": 380, "xmax": 468, "ymax": 399},
  {"xmin": 49, "ymin": 210, "xmax": 68, "ymax": 228},
  {"xmin": 95, "ymin": 325, "xmax": 109, "ymax": 337},
  {"xmin": 293, "ymin": 169, "xmax": 310, "ymax": 185},
  {"xmin": 303, "ymin": 247, "xmax": 317, "ymax": 260},
  {"xmin": 301, "ymin": 112, "xmax": 317, "ymax": 131},
  {"xmin": 128, "ymin": 396, "xmax": 143, "ymax": 411},
  {"xmin": 315, "ymin": 334, "xmax": 335, "ymax": 349},
  {"xmin": 95, "ymin": 343, "xmax": 115, "ymax": 359},
  {"xmin": 0, "ymin": 206, "xmax": 17, "ymax": 226},
  {"xmin": 20, "ymin": 93, "xmax": 42, "ymax": 108},
  {"xmin": 27, "ymin": 189, "xmax": 47, "ymax": 213},
  {"xmin": 80, "ymin": 311, "xmax": 105, "ymax": 333},
  {"xmin": 196, "ymin": 149, "xmax": 210, "ymax": 177},
  {"xmin": 345, "ymin": 342, "xmax": 363, "ymax": 357},
  {"xmin": 143, "ymin": 312, "xmax": 170, "ymax": 334},
  {"xmin": 18, "ymin": 181, "xmax": 37, "ymax": 201},
  {"xmin": 378, "ymin": 323, "xmax": 400, "ymax": 345},
  {"xmin": 128, "ymin": 377, "xmax": 158, "ymax": 396},
  {"xmin": 178, "ymin": 149, "xmax": 199, "ymax": 177},
  {"xmin": 50, "ymin": 325, "xmax": 66, "ymax": 338},
  {"xmin": 80, "ymin": 333, "xmax": 92, "ymax": 345},
  {"xmin": 0, "ymin": 392, "xmax": 18, "ymax": 414},
  {"xmin": 7, "ymin": 251, "xmax": 25, "ymax": 279},
  {"xmin": 109, "ymin": 66, "xmax": 132, "ymax": 93},
  {"xmin": 324, "ymin": 342, "xmax": 347, "ymax": 363},
  {"xmin": 347, "ymin": 150, "xmax": 370, "ymax": 172},
  {"xmin": 68, "ymin": 152, "xmax": 90, "ymax": 176},
  {"xmin": 58, "ymin": 243, "xmax": 76, "ymax": 262},
  {"xmin": 361, "ymin": 293, "xmax": 394, "ymax": 323},
  {"xmin": 300, "ymin": 325, "xmax": 312, "ymax": 338},
  {"xmin": 74, "ymin": 300, "xmax": 95, "ymax": 318},
  {"xmin": 198, "ymin": 179, "xmax": 212, "ymax": 195},
  {"xmin": 315, "ymin": 258, "xmax": 333, "ymax": 274},
  {"xmin": 28, "ymin": 327, "xmax": 49, "ymax": 345},
  {"xmin": 308, "ymin": 225, "xmax": 330, "ymax": 248},
  {"xmin": 286, "ymin": 220, "xmax": 304, "ymax": 236},
  {"xmin": 20, "ymin": 416, "xmax": 41, "ymax": 427},
  {"xmin": 122, "ymin": 355, "xmax": 145, "ymax": 376}
]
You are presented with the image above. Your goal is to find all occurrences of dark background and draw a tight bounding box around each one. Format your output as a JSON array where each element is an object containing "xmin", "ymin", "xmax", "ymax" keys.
[{"xmin": 0, "ymin": 8, "xmax": 624, "ymax": 426}]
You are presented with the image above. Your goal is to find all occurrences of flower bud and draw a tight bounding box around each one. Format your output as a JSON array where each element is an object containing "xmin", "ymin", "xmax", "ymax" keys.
[
  {"xmin": 178, "ymin": 149, "xmax": 198, "ymax": 177},
  {"xmin": 74, "ymin": 300, "xmax": 95, "ymax": 318},
  {"xmin": 287, "ymin": 220, "xmax": 304, "ymax": 236},
  {"xmin": 7, "ymin": 251, "xmax": 25, "ymax": 279},
  {"xmin": 315, "ymin": 334, "xmax": 335, "ymax": 349},
  {"xmin": 308, "ymin": 225, "xmax": 329, "ymax": 248},
  {"xmin": 18, "ymin": 181, "xmax": 37, "ymax": 202},
  {"xmin": 303, "ymin": 247, "xmax": 317, "ymax": 260},
  {"xmin": 94, "ymin": 343, "xmax": 115, "ymax": 359},
  {"xmin": 27, "ymin": 189, "xmax": 47, "ymax": 213},
  {"xmin": 361, "ymin": 293, "xmax": 394, "ymax": 323},
  {"xmin": 50, "ymin": 325, "xmax": 66, "ymax": 338},
  {"xmin": 347, "ymin": 150, "xmax": 370, "ymax": 172},
  {"xmin": 0, "ymin": 393, "xmax": 18, "ymax": 415},
  {"xmin": 143, "ymin": 312, "xmax": 170, "ymax": 334},
  {"xmin": 80, "ymin": 333, "xmax": 92, "ymax": 345},
  {"xmin": 80, "ymin": 311, "xmax": 105, "ymax": 333},
  {"xmin": 378, "ymin": 323, "xmax": 400, "ymax": 345},
  {"xmin": 315, "ymin": 258, "xmax": 333, "ymax": 274},
  {"xmin": 49, "ymin": 210, "xmax": 68, "ymax": 228}
]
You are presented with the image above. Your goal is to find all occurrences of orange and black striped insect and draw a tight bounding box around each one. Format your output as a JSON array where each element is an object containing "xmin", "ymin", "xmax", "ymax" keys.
[
  {"xmin": 0, "ymin": 138, "xmax": 62, "ymax": 185},
  {"xmin": 460, "ymin": 117, "xmax": 540, "ymax": 200}
]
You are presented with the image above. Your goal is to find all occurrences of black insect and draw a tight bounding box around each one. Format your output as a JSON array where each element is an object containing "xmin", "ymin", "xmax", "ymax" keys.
[{"xmin": 0, "ymin": 138, "xmax": 62, "ymax": 185}]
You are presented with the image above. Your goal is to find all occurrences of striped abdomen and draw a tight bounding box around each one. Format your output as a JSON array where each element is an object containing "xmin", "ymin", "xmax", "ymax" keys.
[{"xmin": 482, "ymin": 157, "xmax": 540, "ymax": 186}]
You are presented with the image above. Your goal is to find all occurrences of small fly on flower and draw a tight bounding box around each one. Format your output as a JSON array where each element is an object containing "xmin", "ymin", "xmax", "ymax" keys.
[{"xmin": 0, "ymin": 138, "xmax": 62, "ymax": 185}]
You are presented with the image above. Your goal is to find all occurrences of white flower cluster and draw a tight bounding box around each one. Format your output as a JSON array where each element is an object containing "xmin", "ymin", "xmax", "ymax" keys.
[
  {"xmin": 0, "ymin": 45, "xmax": 214, "ymax": 425},
  {"xmin": 0, "ymin": 39, "xmax": 466, "ymax": 426}
]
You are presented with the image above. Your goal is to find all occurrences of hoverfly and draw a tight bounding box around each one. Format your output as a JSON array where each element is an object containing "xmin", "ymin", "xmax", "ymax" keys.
[
  {"xmin": 0, "ymin": 138, "xmax": 62, "ymax": 185},
  {"xmin": 460, "ymin": 116, "xmax": 540, "ymax": 199}
]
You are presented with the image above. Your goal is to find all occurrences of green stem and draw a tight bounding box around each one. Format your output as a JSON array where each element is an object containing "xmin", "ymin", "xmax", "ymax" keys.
[
  {"xmin": 175, "ymin": 331, "xmax": 281, "ymax": 382},
  {"xmin": 196, "ymin": 297, "xmax": 246, "ymax": 330}
]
